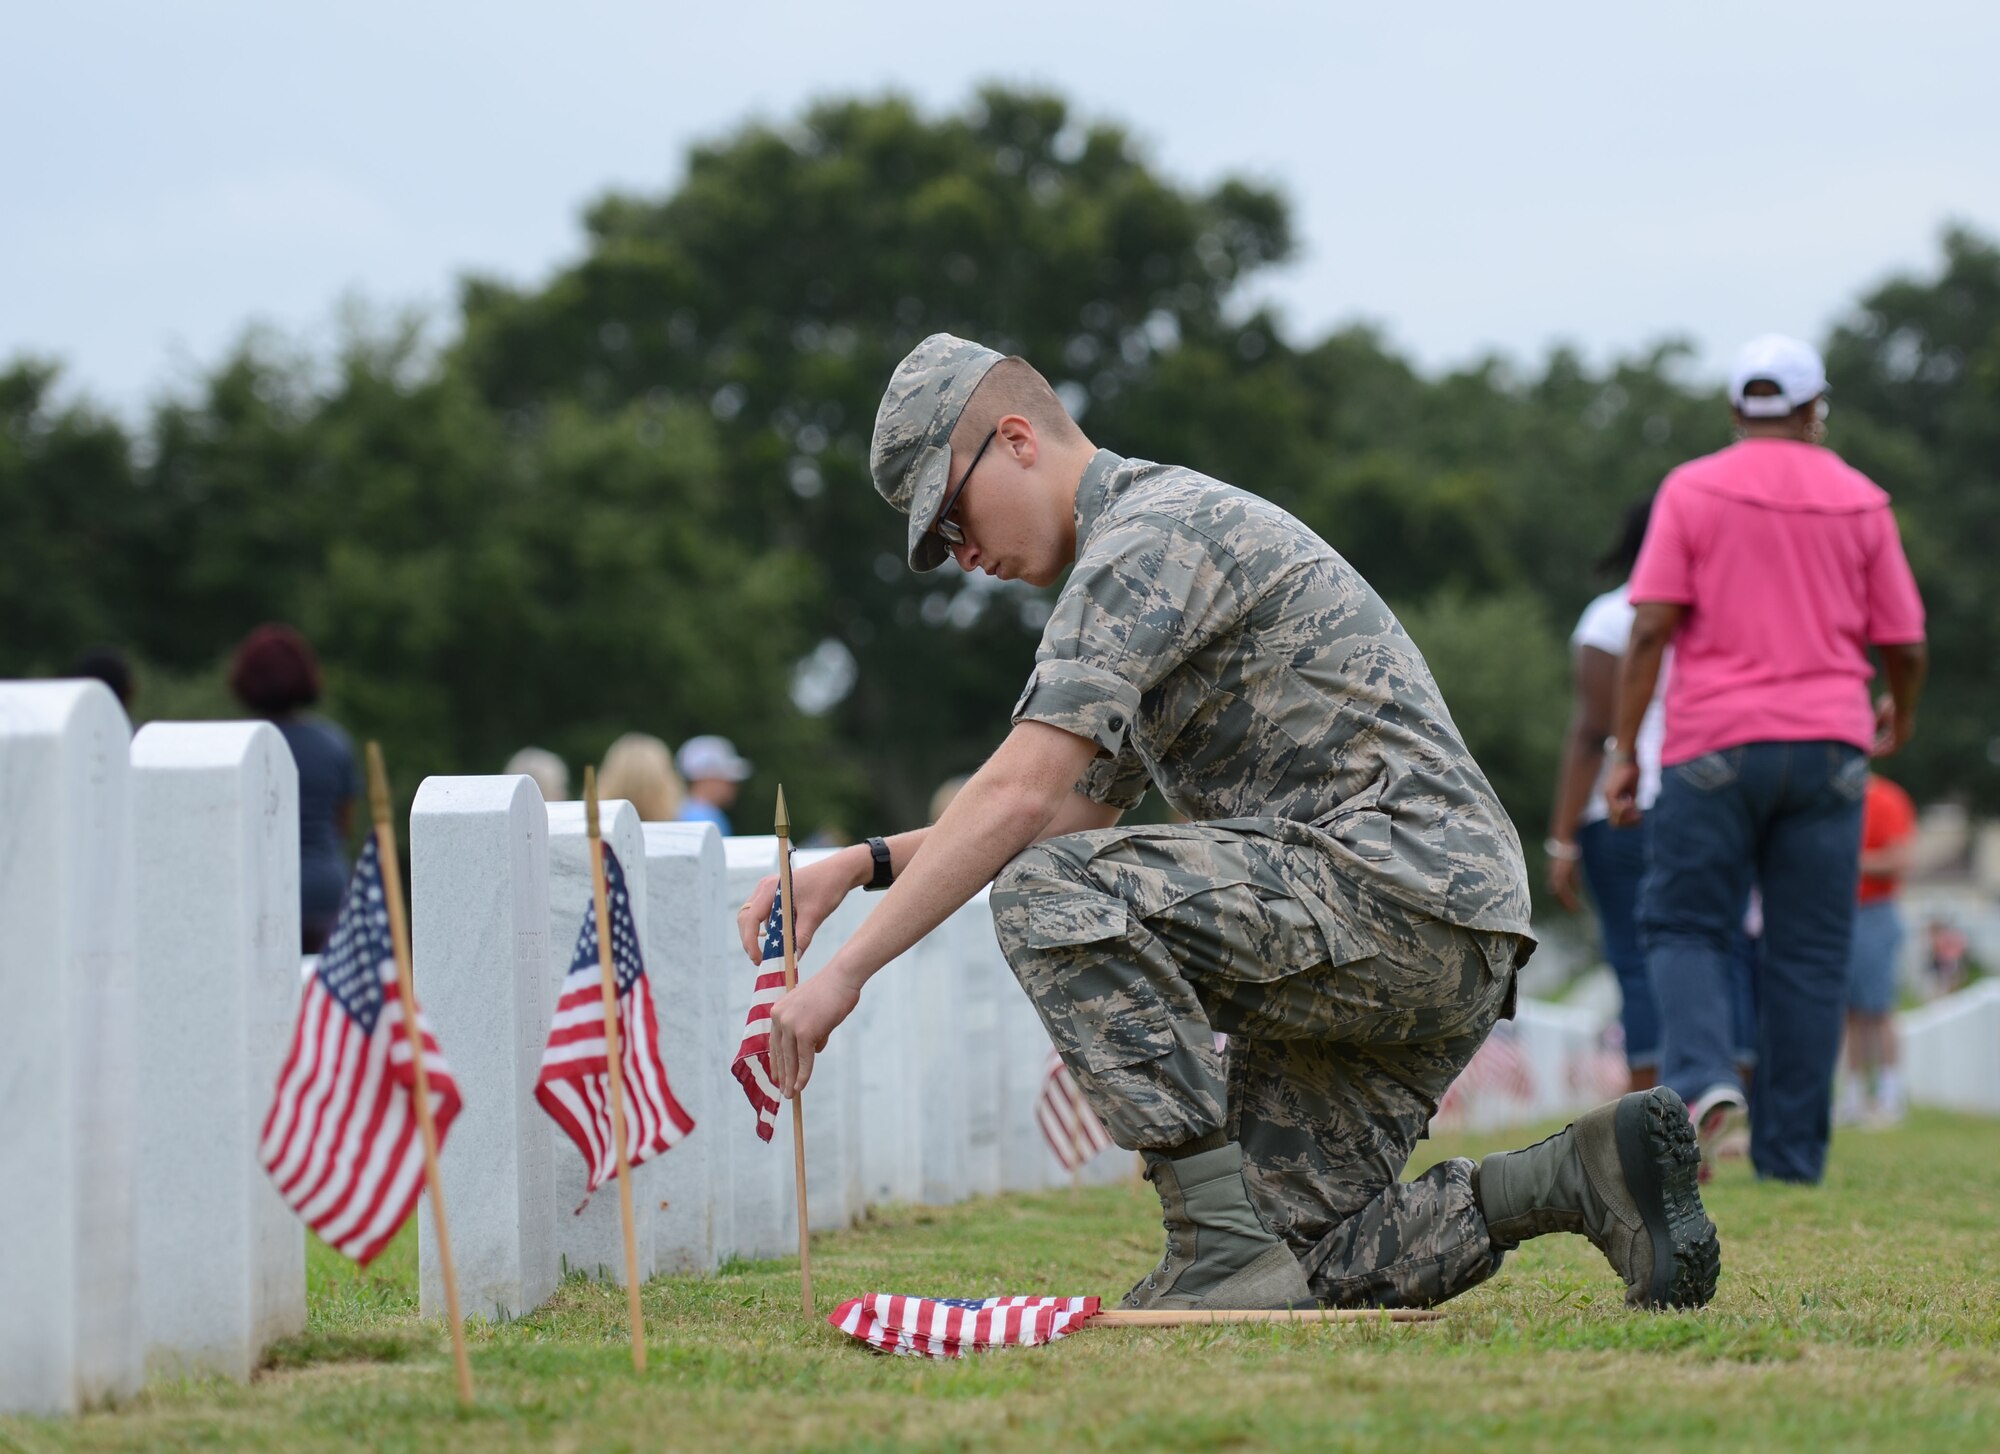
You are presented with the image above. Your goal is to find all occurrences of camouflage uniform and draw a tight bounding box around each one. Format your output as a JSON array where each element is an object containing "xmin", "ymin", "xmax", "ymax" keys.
[{"xmin": 872, "ymin": 337, "xmax": 1537, "ymax": 1309}]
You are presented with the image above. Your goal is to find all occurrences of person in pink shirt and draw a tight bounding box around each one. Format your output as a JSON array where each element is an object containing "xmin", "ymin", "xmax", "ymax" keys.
[{"xmin": 1605, "ymin": 334, "xmax": 1927, "ymax": 1185}]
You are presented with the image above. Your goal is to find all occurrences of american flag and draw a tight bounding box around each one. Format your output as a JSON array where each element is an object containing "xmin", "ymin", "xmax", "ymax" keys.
[
  {"xmin": 1434, "ymin": 1022, "xmax": 1537, "ymax": 1128},
  {"xmin": 1037, "ymin": 1049, "xmax": 1113, "ymax": 1173},
  {"xmin": 829, "ymin": 1294, "xmax": 1102, "ymax": 1359},
  {"xmin": 731, "ymin": 898, "xmax": 789, "ymax": 1141},
  {"xmin": 536, "ymin": 845, "xmax": 693, "ymax": 1197},
  {"xmin": 259, "ymin": 837, "xmax": 461, "ymax": 1264}
]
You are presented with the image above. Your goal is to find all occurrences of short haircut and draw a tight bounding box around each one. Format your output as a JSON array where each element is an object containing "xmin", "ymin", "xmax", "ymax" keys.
[
  {"xmin": 950, "ymin": 356, "xmax": 1085, "ymax": 452},
  {"xmin": 72, "ymin": 648, "xmax": 134, "ymax": 709},
  {"xmin": 229, "ymin": 624, "xmax": 323, "ymax": 717}
]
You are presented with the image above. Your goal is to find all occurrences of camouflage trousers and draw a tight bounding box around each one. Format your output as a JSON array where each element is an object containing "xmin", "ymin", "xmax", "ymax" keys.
[{"xmin": 990, "ymin": 820, "xmax": 1522, "ymax": 1308}]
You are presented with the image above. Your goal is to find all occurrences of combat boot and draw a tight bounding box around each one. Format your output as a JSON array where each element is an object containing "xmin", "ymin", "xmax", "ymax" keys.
[
  {"xmin": 1121, "ymin": 1143, "xmax": 1314, "ymax": 1311},
  {"xmin": 1477, "ymin": 1084, "xmax": 1720, "ymax": 1309}
]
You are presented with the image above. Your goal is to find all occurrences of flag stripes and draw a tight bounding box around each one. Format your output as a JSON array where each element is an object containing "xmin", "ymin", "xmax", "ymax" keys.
[
  {"xmin": 537, "ymin": 845, "xmax": 693, "ymax": 1197},
  {"xmin": 829, "ymin": 1294, "xmax": 1102, "ymax": 1359},
  {"xmin": 1036, "ymin": 1049, "xmax": 1113, "ymax": 1173},
  {"xmin": 732, "ymin": 898, "xmax": 789, "ymax": 1141},
  {"xmin": 259, "ymin": 837, "xmax": 460, "ymax": 1265}
]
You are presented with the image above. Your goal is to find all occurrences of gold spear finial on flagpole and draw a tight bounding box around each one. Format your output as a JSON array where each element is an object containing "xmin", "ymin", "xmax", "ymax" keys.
[
  {"xmin": 366, "ymin": 742, "xmax": 474, "ymax": 1406},
  {"xmin": 585, "ymin": 765, "xmax": 649, "ymax": 1372},
  {"xmin": 774, "ymin": 783, "xmax": 814, "ymax": 1316}
]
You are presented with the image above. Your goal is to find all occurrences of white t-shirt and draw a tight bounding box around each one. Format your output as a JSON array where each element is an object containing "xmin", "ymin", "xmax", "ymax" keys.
[{"xmin": 1572, "ymin": 584, "xmax": 1666, "ymax": 822}]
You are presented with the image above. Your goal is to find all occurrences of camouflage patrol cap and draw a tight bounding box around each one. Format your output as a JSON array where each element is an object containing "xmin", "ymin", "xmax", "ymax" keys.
[{"xmin": 869, "ymin": 332, "xmax": 1005, "ymax": 572}]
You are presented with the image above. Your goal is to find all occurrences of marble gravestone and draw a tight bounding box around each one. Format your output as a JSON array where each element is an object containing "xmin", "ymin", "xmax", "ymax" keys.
[
  {"xmin": 410, "ymin": 775, "xmax": 558, "ymax": 1320},
  {"xmin": 0, "ymin": 681, "xmax": 144, "ymax": 1415},
  {"xmin": 789, "ymin": 848, "xmax": 863, "ymax": 1234},
  {"xmin": 637, "ymin": 820, "xmax": 729, "ymax": 1274},
  {"xmin": 546, "ymin": 799, "xmax": 658, "ymax": 1283},
  {"xmin": 911, "ymin": 917, "xmax": 972, "ymax": 1205},
  {"xmin": 951, "ymin": 891, "xmax": 1007, "ymax": 1200},
  {"xmin": 849, "ymin": 921, "xmax": 923, "ymax": 1208},
  {"xmin": 130, "ymin": 722, "xmax": 307, "ymax": 1380}
]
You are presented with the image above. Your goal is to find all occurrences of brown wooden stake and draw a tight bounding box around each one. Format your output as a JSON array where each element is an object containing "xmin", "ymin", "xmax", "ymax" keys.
[
  {"xmin": 584, "ymin": 766, "xmax": 649, "ymax": 1373},
  {"xmin": 366, "ymin": 742, "xmax": 474, "ymax": 1406},
  {"xmin": 1091, "ymin": 1307, "xmax": 1444, "ymax": 1327},
  {"xmin": 774, "ymin": 784, "xmax": 814, "ymax": 1318}
]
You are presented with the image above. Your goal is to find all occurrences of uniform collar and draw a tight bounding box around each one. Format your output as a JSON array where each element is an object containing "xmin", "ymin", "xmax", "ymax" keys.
[{"xmin": 1071, "ymin": 449, "xmax": 1125, "ymax": 553}]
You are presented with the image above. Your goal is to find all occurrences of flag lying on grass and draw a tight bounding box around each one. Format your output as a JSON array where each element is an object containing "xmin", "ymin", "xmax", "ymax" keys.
[
  {"xmin": 829, "ymin": 1294, "xmax": 1102, "ymax": 1359},
  {"xmin": 537, "ymin": 845, "xmax": 693, "ymax": 1198},
  {"xmin": 260, "ymin": 837, "xmax": 460, "ymax": 1264},
  {"xmin": 1037, "ymin": 1049, "xmax": 1113, "ymax": 1173},
  {"xmin": 732, "ymin": 898, "xmax": 789, "ymax": 1141}
]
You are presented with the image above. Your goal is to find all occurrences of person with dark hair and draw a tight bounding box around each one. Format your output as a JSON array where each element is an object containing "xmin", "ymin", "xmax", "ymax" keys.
[
  {"xmin": 72, "ymin": 647, "xmax": 136, "ymax": 713},
  {"xmin": 1608, "ymin": 335, "xmax": 1928, "ymax": 1184},
  {"xmin": 229, "ymin": 624, "xmax": 360, "ymax": 953},
  {"xmin": 1546, "ymin": 499, "xmax": 1667, "ymax": 1091}
]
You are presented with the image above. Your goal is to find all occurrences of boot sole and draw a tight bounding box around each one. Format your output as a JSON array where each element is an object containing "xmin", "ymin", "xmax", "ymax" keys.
[{"xmin": 1613, "ymin": 1086, "xmax": 1721, "ymax": 1309}]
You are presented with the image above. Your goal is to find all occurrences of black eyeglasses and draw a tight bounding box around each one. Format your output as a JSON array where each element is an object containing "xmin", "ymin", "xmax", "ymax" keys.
[{"xmin": 932, "ymin": 428, "xmax": 996, "ymax": 549}]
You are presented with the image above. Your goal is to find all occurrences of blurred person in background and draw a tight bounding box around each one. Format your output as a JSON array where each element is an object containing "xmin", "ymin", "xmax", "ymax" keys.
[
  {"xmin": 504, "ymin": 745, "xmax": 571, "ymax": 804},
  {"xmin": 72, "ymin": 646, "xmax": 137, "ymax": 716},
  {"xmin": 1546, "ymin": 499, "xmax": 1668, "ymax": 1092},
  {"xmin": 229, "ymin": 624, "xmax": 359, "ymax": 954},
  {"xmin": 598, "ymin": 733, "xmax": 685, "ymax": 821},
  {"xmin": 1926, "ymin": 919, "xmax": 1969, "ymax": 998},
  {"xmin": 1608, "ymin": 334, "xmax": 1928, "ymax": 1184},
  {"xmin": 676, "ymin": 734, "xmax": 752, "ymax": 835},
  {"xmin": 1838, "ymin": 773, "xmax": 1918, "ymax": 1127},
  {"xmin": 1548, "ymin": 503, "xmax": 1758, "ymax": 1100}
]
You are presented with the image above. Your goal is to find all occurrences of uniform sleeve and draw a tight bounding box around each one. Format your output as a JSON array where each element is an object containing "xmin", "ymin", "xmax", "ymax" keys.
[
  {"xmin": 1863, "ymin": 507, "xmax": 1926, "ymax": 645},
  {"xmin": 1075, "ymin": 738, "xmax": 1151, "ymax": 811},
  {"xmin": 1011, "ymin": 511, "xmax": 1248, "ymax": 758},
  {"xmin": 1629, "ymin": 478, "xmax": 1695, "ymax": 606}
]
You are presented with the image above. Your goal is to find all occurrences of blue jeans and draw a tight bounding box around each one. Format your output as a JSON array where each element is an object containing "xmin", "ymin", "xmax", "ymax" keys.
[
  {"xmin": 1580, "ymin": 818, "xmax": 1758, "ymax": 1073},
  {"xmin": 1641, "ymin": 741, "xmax": 1868, "ymax": 1183}
]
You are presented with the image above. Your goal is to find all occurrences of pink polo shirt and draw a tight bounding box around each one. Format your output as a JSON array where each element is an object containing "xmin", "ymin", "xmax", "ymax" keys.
[{"xmin": 1629, "ymin": 439, "xmax": 1925, "ymax": 765}]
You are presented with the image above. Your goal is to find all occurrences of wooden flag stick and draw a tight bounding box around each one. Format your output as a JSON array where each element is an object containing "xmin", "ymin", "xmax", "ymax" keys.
[
  {"xmin": 366, "ymin": 743, "xmax": 474, "ymax": 1407},
  {"xmin": 584, "ymin": 766, "xmax": 648, "ymax": 1373},
  {"xmin": 774, "ymin": 784, "xmax": 814, "ymax": 1318},
  {"xmin": 1091, "ymin": 1307, "xmax": 1445, "ymax": 1327}
]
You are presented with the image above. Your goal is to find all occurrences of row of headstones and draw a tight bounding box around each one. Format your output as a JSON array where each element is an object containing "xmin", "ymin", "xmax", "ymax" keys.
[
  {"xmin": 409, "ymin": 773, "xmax": 1125, "ymax": 1325},
  {"xmin": 1, "ymin": 683, "xmax": 305, "ymax": 1417},
  {"xmin": 0, "ymin": 681, "xmax": 1120, "ymax": 1418}
]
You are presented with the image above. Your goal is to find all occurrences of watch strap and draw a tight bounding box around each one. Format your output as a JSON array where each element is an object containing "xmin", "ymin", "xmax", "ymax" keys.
[{"xmin": 863, "ymin": 835, "xmax": 894, "ymax": 891}]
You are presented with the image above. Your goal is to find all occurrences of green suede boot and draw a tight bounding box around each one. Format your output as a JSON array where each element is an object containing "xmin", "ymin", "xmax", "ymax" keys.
[
  {"xmin": 1120, "ymin": 1143, "xmax": 1314, "ymax": 1311},
  {"xmin": 1478, "ymin": 1085, "xmax": 1721, "ymax": 1309}
]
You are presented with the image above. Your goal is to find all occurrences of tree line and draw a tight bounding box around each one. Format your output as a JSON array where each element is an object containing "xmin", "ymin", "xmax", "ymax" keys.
[{"xmin": 5, "ymin": 88, "xmax": 1995, "ymax": 895}]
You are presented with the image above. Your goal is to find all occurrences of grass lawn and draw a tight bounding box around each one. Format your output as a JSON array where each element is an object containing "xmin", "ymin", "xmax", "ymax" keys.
[{"xmin": 6, "ymin": 1110, "xmax": 1996, "ymax": 1453}]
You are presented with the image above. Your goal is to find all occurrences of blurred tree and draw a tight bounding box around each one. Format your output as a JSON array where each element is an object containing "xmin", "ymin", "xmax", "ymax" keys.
[
  {"xmin": 455, "ymin": 87, "xmax": 1291, "ymax": 825},
  {"xmin": 1824, "ymin": 226, "xmax": 2000, "ymax": 810}
]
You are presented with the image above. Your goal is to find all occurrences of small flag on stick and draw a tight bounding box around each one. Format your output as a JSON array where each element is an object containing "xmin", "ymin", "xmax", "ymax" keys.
[
  {"xmin": 829, "ymin": 1295, "xmax": 1101, "ymax": 1359},
  {"xmin": 259, "ymin": 743, "xmax": 472, "ymax": 1402},
  {"xmin": 730, "ymin": 898, "xmax": 788, "ymax": 1143},
  {"xmin": 1036, "ymin": 1050, "xmax": 1113, "ymax": 1175}
]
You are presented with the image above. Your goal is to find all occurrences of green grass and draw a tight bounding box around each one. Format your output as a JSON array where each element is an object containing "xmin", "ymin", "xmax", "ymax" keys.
[{"xmin": 6, "ymin": 1112, "xmax": 1997, "ymax": 1453}]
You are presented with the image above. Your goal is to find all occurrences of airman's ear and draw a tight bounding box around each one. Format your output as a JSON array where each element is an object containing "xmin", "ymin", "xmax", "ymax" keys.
[{"xmin": 996, "ymin": 412, "xmax": 1039, "ymax": 469}]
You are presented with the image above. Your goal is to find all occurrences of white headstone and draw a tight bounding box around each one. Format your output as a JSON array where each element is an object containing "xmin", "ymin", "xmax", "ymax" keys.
[
  {"xmin": 952, "ymin": 894, "xmax": 1006, "ymax": 1199},
  {"xmin": 721, "ymin": 835, "xmax": 799, "ymax": 1259},
  {"xmin": 546, "ymin": 799, "xmax": 657, "ymax": 1283},
  {"xmin": 850, "ymin": 925, "xmax": 923, "ymax": 1207},
  {"xmin": 989, "ymin": 901, "xmax": 1065, "ymax": 1192},
  {"xmin": 410, "ymin": 775, "xmax": 557, "ymax": 1320},
  {"xmin": 793, "ymin": 848, "xmax": 862, "ymax": 1233},
  {"xmin": 911, "ymin": 919, "xmax": 970, "ymax": 1205},
  {"xmin": 638, "ymin": 821, "xmax": 728, "ymax": 1274},
  {"xmin": 130, "ymin": 722, "xmax": 306, "ymax": 1380},
  {"xmin": 0, "ymin": 681, "xmax": 144, "ymax": 1415}
]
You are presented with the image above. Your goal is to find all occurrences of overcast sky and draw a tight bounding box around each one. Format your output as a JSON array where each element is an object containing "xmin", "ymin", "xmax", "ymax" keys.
[{"xmin": 7, "ymin": 2, "xmax": 1996, "ymax": 416}]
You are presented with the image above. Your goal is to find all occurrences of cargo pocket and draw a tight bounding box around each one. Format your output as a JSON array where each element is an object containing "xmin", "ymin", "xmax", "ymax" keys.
[{"xmin": 1018, "ymin": 892, "xmax": 1176, "ymax": 1075}]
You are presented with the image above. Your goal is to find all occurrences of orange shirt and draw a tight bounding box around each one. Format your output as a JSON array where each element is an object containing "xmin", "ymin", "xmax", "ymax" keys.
[{"xmin": 1858, "ymin": 775, "xmax": 1917, "ymax": 905}]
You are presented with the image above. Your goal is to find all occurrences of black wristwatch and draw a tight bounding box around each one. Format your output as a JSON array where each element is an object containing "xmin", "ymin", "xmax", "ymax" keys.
[{"xmin": 862, "ymin": 835, "xmax": 894, "ymax": 892}]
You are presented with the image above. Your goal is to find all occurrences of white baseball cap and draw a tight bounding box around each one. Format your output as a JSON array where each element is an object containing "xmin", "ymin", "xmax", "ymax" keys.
[
  {"xmin": 676, "ymin": 734, "xmax": 753, "ymax": 783},
  {"xmin": 1728, "ymin": 334, "xmax": 1828, "ymax": 418}
]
